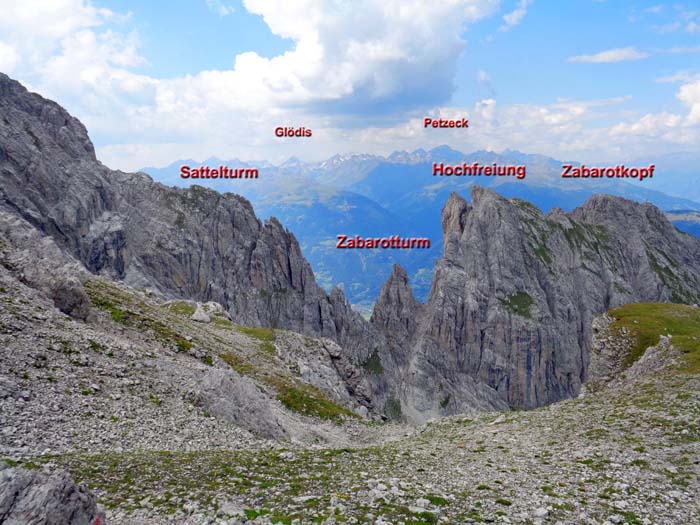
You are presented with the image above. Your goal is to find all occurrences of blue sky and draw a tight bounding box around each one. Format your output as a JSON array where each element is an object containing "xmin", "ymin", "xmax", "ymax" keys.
[
  {"xmin": 461, "ymin": 2, "xmax": 698, "ymax": 111},
  {"xmin": 0, "ymin": 1, "xmax": 698, "ymax": 169},
  {"xmin": 118, "ymin": 1, "xmax": 293, "ymax": 76}
]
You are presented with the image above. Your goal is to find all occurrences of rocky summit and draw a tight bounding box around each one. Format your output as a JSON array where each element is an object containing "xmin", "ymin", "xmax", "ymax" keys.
[
  {"xmin": 369, "ymin": 188, "xmax": 700, "ymax": 422},
  {"xmin": 0, "ymin": 73, "xmax": 699, "ymax": 524}
]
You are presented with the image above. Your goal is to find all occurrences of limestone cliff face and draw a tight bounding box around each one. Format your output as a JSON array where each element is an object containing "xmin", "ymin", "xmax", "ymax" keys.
[
  {"xmin": 5, "ymin": 72, "xmax": 700, "ymax": 423},
  {"xmin": 372, "ymin": 188, "xmax": 700, "ymax": 421},
  {"xmin": 0, "ymin": 73, "xmax": 379, "ymax": 405}
]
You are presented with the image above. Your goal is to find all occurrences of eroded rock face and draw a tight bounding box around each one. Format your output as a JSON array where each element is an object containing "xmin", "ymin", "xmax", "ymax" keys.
[
  {"xmin": 190, "ymin": 368, "xmax": 289, "ymax": 440},
  {"xmin": 0, "ymin": 211, "xmax": 93, "ymax": 321},
  {"xmin": 4, "ymin": 72, "xmax": 700, "ymax": 424},
  {"xmin": 0, "ymin": 464, "xmax": 105, "ymax": 525},
  {"xmin": 587, "ymin": 313, "xmax": 681, "ymax": 392},
  {"xmin": 372, "ymin": 188, "xmax": 700, "ymax": 422},
  {"xmin": 0, "ymin": 73, "xmax": 380, "ymax": 391}
]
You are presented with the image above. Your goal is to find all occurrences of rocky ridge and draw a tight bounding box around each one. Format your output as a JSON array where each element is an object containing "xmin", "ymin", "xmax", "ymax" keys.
[
  {"xmin": 4, "ymin": 72, "xmax": 700, "ymax": 425},
  {"xmin": 370, "ymin": 189, "xmax": 700, "ymax": 422},
  {"xmin": 0, "ymin": 212, "xmax": 389, "ymax": 455},
  {"xmin": 0, "ymin": 73, "xmax": 380, "ymax": 410},
  {"xmin": 0, "ymin": 71, "xmax": 699, "ymax": 523}
]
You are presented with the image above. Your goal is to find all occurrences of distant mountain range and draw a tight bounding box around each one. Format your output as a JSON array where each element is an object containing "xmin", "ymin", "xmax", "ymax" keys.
[
  {"xmin": 5, "ymin": 70, "xmax": 700, "ymax": 425},
  {"xmin": 142, "ymin": 147, "xmax": 700, "ymax": 313}
]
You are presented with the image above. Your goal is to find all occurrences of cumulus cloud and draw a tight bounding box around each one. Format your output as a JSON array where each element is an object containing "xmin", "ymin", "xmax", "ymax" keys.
[
  {"xmin": 0, "ymin": 0, "xmax": 113, "ymax": 41},
  {"xmin": 0, "ymin": 0, "xmax": 506, "ymax": 161},
  {"xmin": 0, "ymin": 0, "xmax": 698, "ymax": 171},
  {"xmin": 499, "ymin": 0, "xmax": 533, "ymax": 32},
  {"xmin": 216, "ymin": 0, "xmax": 503, "ymax": 111},
  {"xmin": 568, "ymin": 47, "xmax": 649, "ymax": 63},
  {"xmin": 326, "ymin": 84, "xmax": 697, "ymax": 167}
]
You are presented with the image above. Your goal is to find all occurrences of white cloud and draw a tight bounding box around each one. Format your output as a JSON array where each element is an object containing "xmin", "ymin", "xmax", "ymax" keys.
[
  {"xmin": 655, "ymin": 71, "xmax": 700, "ymax": 84},
  {"xmin": 653, "ymin": 21, "xmax": 682, "ymax": 34},
  {"xmin": 324, "ymin": 84, "xmax": 698, "ymax": 167},
  {"xmin": 0, "ymin": 41, "xmax": 19, "ymax": 72},
  {"xmin": 1, "ymin": 1, "xmax": 502, "ymax": 137},
  {"xmin": 568, "ymin": 47, "xmax": 649, "ymax": 63},
  {"xmin": 650, "ymin": 6, "xmax": 700, "ymax": 34},
  {"xmin": 499, "ymin": 0, "xmax": 533, "ymax": 32},
  {"xmin": 645, "ymin": 5, "xmax": 664, "ymax": 14},
  {"xmin": 666, "ymin": 45, "xmax": 700, "ymax": 54},
  {"xmin": 609, "ymin": 113, "xmax": 683, "ymax": 137},
  {"xmin": 0, "ymin": 0, "xmax": 112, "ymax": 41},
  {"xmin": 677, "ymin": 80, "xmax": 700, "ymax": 125},
  {"xmin": 106, "ymin": 0, "xmax": 503, "ymax": 124},
  {"xmin": 206, "ymin": 0, "xmax": 235, "ymax": 17},
  {"xmin": 1, "ymin": 0, "xmax": 698, "ymax": 172}
]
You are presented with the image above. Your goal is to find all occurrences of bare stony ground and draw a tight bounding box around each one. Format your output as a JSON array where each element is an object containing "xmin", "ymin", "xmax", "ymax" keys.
[
  {"xmin": 4, "ymin": 370, "xmax": 699, "ymax": 525},
  {"xmin": 1, "ymin": 236, "xmax": 699, "ymax": 524}
]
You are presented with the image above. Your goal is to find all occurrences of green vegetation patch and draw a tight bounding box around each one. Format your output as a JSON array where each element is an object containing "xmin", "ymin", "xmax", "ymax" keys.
[
  {"xmin": 274, "ymin": 382, "xmax": 357, "ymax": 422},
  {"xmin": 561, "ymin": 221, "xmax": 611, "ymax": 254},
  {"xmin": 500, "ymin": 292, "xmax": 534, "ymax": 318},
  {"xmin": 211, "ymin": 313, "xmax": 233, "ymax": 330},
  {"xmin": 609, "ymin": 303, "xmax": 700, "ymax": 372},
  {"xmin": 512, "ymin": 198, "xmax": 540, "ymax": 214},
  {"xmin": 425, "ymin": 495, "xmax": 449, "ymax": 506},
  {"xmin": 88, "ymin": 339, "xmax": 106, "ymax": 353},
  {"xmin": 613, "ymin": 282, "xmax": 630, "ymax": 295},
  {"xmin": 361, "ymin": 350, "xmax": 384, "ymax": 375},
  {"xmin": 384, "ymin": 397, "xmax": 403, "ymax": 421},
  {"xmin": 533, "ymin": 243, "xmax": 553, "ymax": 265},
  {"xmin": 236, "ymin": 325, "xmax": 275, "ymax": 341},
  {"xmin": 440, "ymin": 394, "xmax": 451, "ymax": 409},
  {"xmin": 219, "ymin": 352, "xmax": 257, "ymax": 377},
  {"xmin": 590, "ymin": 225, "xmax": 611, "ymax": 245},
  {"xmin": 219, "ymin": 352, "xmax": 358, "ymax": 422},
  {"xmin": 541, "ymin": 485, "xmax": 559, "ymax": 497},
  {"xmin": 86, "ymin": 280, "xmax": 193, "ymax": 352},
  {"xmin": 412, "ymin": 511, "xmax": 438, "ymax": 524},
  {"xmin": 562, "ymin": 221, "xmax": 588, "ymax": 247},
  {"xmin": 236, "ymin": 325, "xmax": 276, "ymax": 355},
  {"xmin": 165, "ymin": 301, "xmax": 196, "ymax": 317}
]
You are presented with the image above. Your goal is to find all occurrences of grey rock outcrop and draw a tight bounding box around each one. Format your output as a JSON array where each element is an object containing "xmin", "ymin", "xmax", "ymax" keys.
[
  {"xmin": 191, "ymin": 304, "xmax": 211, "ymax": 323},
  {"xmin": 0, "ymin": 211, "xmax": 93, "ymax": 320},
  {"xmin": 190, "ymin": 368, "xmax": 288, "ymax": 440},
  {"xmin": 0, "ymin": 464, "xmax": 104, "ymax": 524},
  {"xmin": 588, "ymin": 313, "xmax": 681, "ymax": 391},
  {"xmin": 587, "ymin": 314, "xmax": 634, "ymax": 389},
  {"xmin": 372, "ymin": 188, "xmax": 700, "ymax": 422}
]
